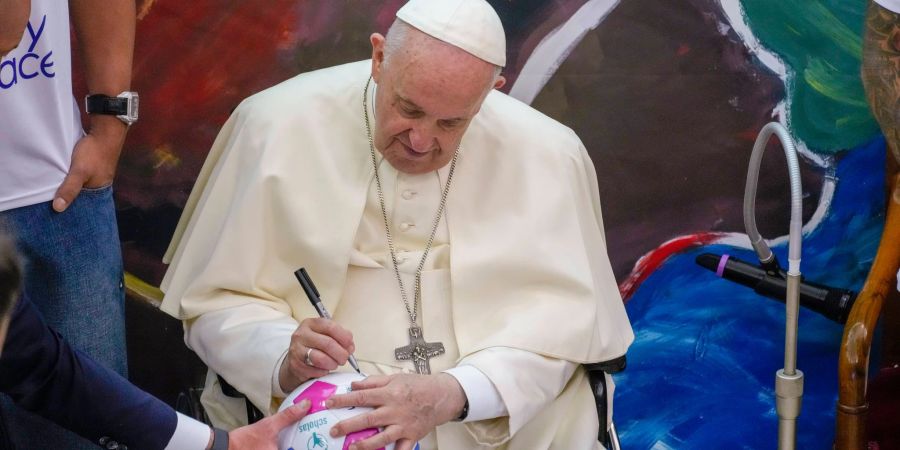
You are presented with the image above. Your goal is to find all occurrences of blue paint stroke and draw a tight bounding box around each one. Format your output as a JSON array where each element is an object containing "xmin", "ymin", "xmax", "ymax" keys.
[{"xmin": 614, "ymin": 137, "xmax": 885, "ymax": 449}]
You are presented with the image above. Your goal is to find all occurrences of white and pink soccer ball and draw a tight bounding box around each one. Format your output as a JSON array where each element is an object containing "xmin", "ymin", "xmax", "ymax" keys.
[{"xmin": 278, "ymin": 372, "xmax": 417, "ymax": 450}]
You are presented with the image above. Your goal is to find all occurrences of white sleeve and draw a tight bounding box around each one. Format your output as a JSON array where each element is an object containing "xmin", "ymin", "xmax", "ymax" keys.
[
  {"xmin": 186, "ymin": 304, "xmax": 298, "ymax": 406},
  {"xmin": 445, "ymin": 347, "xmax": 577, "ymax": 433},
  {"xmin": 443, "ymin": 365, "xmax": 507, "ymax": 422},
  {"xmin": 876, "ymin": 0, "xmax": 900, "ymax": 13},
  {"xmin": 163, "ymin": 413, "xmax": 211, "ymax": 450},
  {"xmin": 272, "ymin": 348, "xmax": 291, "ymax": 397}
]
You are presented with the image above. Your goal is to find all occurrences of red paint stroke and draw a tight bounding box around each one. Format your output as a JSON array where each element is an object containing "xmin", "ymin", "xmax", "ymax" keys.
[
  {"xmin": 676, "ymin": 43, "xmax": 690, "ymax": 56},
  {"xmin": 619, "ymin": 232, "xmax": 723, "ymax": 301}
]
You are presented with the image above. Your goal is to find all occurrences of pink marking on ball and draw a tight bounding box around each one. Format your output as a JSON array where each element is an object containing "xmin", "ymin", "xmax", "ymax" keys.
[
  {"xmin": 293, "ymin": 381, "xmax": 337, "ymax": 414},
  {"xmin": 342, "ymin": 428, "xmax": 381, "ymax": 450}
]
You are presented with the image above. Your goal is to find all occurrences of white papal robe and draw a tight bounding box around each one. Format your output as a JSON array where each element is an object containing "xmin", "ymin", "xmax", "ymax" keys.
[{"xmin": 160, "ymin": 60, "xmax": 633, "ymax": 449}]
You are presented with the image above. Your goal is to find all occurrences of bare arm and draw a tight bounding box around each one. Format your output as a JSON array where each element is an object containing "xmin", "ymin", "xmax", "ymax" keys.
[
  {"xmin": 53, "ymin": 0, "xmax": 135, "ymax": 212},
  {"xmin": 0, "ymin": 0, "xmax": 30, "ymax": 57}
]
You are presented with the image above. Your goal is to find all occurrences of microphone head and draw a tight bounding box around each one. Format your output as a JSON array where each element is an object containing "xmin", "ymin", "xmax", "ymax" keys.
[{"xmin": 695, "ymin": 253, "xmax": 722, "ymax": 272}]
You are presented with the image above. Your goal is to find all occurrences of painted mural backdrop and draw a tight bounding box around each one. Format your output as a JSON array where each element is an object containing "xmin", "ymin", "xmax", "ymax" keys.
[{"xmin": 114, "ymin": 0, "xmax": 886, "ymax": 448}]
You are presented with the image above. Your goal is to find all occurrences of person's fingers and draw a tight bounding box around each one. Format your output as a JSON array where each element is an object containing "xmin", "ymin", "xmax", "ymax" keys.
[
  {"xmin": 268, "ymin": 400, "xmax": 311, "ymax": 431},
  {"xmin": 289, "ymin": 325, "xmax": 346, "ymax": 369},
  {"xmin": 326, "ymin": 387, "xmax": 386, "ymax": 409},
  {"xmin": 287, "ymin": 351, "xmax": 329, "ymax": 379},
  {"xmin": 291, "ymin": 358, "xmax": 329, "ymax": 378},
  {"xmin": 52, "ymin": 170, "xmax": 88, "ymax": 212},
  {"xmin": 306, "ymin": 318, "xmax": 355, "ymax": 352},
  {"xmin": 346, "ymin": 424, "xmax": 404, "ymax": 450},
  {"xmin": 300, "ymin": 329, "xmax": 350, "ymax": 366},
  {"xmin": 330, "ymin": 409, "xmax": 388, "ymax": 438},
  {"xmin": 306, "ymin": 347, "xmax": 340, "ymax": 371},
  {"xmin": 350, "ymin": 375, "xmax": 391, "ymax": 390}
]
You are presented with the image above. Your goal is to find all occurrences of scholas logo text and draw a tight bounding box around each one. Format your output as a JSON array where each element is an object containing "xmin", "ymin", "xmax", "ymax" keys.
[{"xmin": 298, "ymin": 417, "xmax": 329, "ymax": 433}]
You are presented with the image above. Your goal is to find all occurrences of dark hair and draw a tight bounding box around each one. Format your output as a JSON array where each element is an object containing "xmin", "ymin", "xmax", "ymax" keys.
[{"xmin": 0, "ymin": 235, "xmax": 21, "ymax": 318}]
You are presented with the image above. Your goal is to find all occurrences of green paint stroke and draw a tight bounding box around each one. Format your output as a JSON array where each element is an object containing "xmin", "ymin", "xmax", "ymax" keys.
[{"xmin": 741, "ymin": 0, "xmax": 879, "ymax": 152}]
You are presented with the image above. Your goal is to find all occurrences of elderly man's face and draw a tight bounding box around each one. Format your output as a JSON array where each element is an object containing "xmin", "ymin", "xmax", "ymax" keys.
[{"xmin": 369, "ymin": 31, "xmax": 504, "ymax": 174}]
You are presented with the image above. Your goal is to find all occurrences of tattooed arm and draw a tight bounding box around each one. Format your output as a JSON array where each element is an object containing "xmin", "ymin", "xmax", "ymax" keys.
[
  {"xmin": 0, "ymin": 0, "xmax": 29, "ymax": 58},
  {"xmin": 863, "ymin": 0, "xmax": 900, "ymax": 166}
]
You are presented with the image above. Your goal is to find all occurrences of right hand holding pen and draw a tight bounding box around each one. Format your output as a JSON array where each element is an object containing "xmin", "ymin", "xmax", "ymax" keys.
[{"xmin": 278, "ymin": 318, "xmax": 356, "ymax": 392}]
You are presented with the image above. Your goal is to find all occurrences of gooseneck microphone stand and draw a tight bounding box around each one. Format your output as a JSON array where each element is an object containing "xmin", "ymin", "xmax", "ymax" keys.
[{"xmin": 743, "ymin": 122, "xmax": 804, "ymax": 450}]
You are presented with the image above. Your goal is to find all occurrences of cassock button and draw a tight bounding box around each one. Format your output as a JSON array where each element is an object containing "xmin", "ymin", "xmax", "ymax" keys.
[
  {"xmin": 399, "ymin": 222, "xmax": 414, "ymax": 232},
  {"xmin": 402, "ymin": 190, "xmax": 416, "ymax": 200}
]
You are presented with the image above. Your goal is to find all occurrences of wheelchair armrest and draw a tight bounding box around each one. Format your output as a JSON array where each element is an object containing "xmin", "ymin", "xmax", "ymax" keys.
[
  {"xmin": 585, "ymin": 355, "xmax": 627, "ymax": 375},
  {"xmin": 217, "ymin": 374, "xmax": 265, "ymax": 424},
  {"xmin": 585, "ymin": 355, "xmax": 626, "ymax": 447}
]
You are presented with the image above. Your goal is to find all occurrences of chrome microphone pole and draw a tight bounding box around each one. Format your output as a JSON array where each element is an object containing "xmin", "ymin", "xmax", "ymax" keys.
[{"xmin": 742, "ymin": 122, "xmax": 804, "ymax": 450}]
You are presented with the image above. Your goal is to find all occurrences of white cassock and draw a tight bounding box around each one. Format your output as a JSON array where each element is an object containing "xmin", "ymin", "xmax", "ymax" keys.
[{"xmin": 160, "ymin": 60, "xmax": 634, "ymax": 449}]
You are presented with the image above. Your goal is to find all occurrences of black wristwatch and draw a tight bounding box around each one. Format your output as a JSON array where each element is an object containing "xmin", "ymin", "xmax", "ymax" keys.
[
  {"xmin": 85, "ymin": 91, "xmax": 139, "ymax": 126},
  {"xmin": 210, "ymin": 427, "xmax": 229, "ymax": 450},
  {"xmin": 454, "ymin": 399, "xmax": 470, "ymax": 422}
]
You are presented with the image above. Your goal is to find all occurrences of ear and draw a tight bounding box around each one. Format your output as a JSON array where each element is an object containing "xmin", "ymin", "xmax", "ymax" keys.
[
  {"xmin": 370, "ymin": 33, "xmax": 386, "ymax": 82},
  {"xmin": 493, "ymin": 75, "xmax": 506, "ymax": 90}
]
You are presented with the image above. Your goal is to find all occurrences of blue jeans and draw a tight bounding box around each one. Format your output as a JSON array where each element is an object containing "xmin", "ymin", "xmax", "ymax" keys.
[{"xmin": 0, "ymin": 185, "xmax": 127, "ymax": 449}]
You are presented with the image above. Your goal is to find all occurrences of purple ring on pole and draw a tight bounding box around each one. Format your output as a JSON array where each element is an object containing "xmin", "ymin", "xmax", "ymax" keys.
[{"xmin": 716, "ymin": 254, "xmax": 730, "ymax": 278}]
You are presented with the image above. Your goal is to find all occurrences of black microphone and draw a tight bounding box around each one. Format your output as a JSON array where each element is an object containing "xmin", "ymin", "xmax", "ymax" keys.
[{"xmin": 695, "ymin": 253, "xmax": 856, "ymax": 324}]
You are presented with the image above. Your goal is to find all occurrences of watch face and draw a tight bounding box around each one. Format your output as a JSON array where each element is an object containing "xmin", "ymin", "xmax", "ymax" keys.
[
  {"xmin": 119, "ymin": 92, "xmax": 139, "ymax": 125},
  {"xmin": 128, "ymin": 93, "xmax": 139, "ymax": 121}
]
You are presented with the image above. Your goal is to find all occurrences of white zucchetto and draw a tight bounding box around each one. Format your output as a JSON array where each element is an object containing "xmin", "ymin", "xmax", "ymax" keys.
[{"xmin": 396, "ymin": 0, "xmax": 507, "ymax": 67}]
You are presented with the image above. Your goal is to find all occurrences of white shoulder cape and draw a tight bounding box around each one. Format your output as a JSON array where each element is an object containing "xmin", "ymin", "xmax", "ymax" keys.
[{"xmin": 161, "ymin": 60, "xmax": 633, "ymax": 365}]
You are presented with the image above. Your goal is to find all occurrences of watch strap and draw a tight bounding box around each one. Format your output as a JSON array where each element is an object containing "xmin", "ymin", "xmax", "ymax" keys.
[
  {"xmin": 85, "ymin": 94, "xmax": 129, "ymax": 116},
  {"xmin": 454, "ymin": 399, "xmax": 469, "ymax": 422},
  {"xmin": 210, "ymin": 427, "xmax": 229, "ymax": 450}
]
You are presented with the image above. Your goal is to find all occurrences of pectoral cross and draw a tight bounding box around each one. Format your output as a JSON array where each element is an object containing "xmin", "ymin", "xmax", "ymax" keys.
[{"xmin": 394, "ymin": 326, "xmax": 445, "ymax": 374}]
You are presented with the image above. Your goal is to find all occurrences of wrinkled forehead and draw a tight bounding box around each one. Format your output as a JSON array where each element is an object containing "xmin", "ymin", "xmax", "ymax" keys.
[{"xmin": 387, "ymin": 45, "xmax": 494, "ymax": 119}]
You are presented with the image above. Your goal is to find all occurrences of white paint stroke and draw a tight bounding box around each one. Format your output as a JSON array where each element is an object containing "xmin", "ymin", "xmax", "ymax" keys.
[
  {"xmin": 508, "ymin": 0, "xmax": 622, "ymax": 104},
  {"xmin": 709, "ymin": 168, "xmax": 835, "ymax": 254},
  {"xmin": 772, "ymin": 101, "xmax": 826, "ymax": 167},
  {"xmin": 714, "ymin": 172, "xmax": 836, "ymax": 250},
  {"xmin": 720, "ymin": 2, "xmax": 826, "ymax": 166},
  {"xmin": 719, "ymin": 0, "xmax": 787, "ymax": 78},
  {"xmin": 717, "ymin": 0, "xmax": 836, "ymax": 244},
  {"xmin": 507, "ymin": 0, "xmax": 838, "ymax": 264}
]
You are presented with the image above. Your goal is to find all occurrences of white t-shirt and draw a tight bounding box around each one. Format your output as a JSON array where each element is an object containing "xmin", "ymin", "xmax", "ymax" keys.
[
  {"xmin": 0, "ymin": 0, "xmax": 82, "ymax": 212},
  {"xmin": 876, "ymin": 0, "xmax": 900, "ymax": 13}
]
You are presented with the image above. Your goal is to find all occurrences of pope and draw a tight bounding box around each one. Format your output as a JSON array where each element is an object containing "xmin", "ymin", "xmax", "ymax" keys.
[{"xmin": 160, "ymin": 0, "xmax": 633, "ymax": 448}]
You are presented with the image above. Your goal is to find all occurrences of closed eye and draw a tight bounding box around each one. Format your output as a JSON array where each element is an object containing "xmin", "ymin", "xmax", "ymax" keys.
[
  {"xmin": 439, "ymin": 119, "xmax": 464, "ymax": 129},
  {"xmin": 396, "ymin": 97, "xmax": 424, "ymax": 118},
  {"xmin": 399, "ymin": 105, "xmax": 424, "ymax": 118}
]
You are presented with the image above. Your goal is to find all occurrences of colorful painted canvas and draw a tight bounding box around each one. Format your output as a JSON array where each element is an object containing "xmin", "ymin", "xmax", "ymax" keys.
[{"xmin": 113, "ymin": 1, "xmax": 888, "ymax": 447}]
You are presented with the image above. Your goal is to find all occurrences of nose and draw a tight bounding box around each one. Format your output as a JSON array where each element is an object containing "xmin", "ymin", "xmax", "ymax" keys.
[{"xmin": 407, "ymin": 125, "xmax": 435, "ymax": 153}]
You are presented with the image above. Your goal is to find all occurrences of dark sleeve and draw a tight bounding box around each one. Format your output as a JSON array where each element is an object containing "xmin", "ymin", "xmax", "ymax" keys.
[{"xmin": 0, "ymin": 294, "xmax": 179, "ymax": 450}]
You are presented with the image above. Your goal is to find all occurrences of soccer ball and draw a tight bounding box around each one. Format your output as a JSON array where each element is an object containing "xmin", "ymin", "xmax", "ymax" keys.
[{"xmin": 277, "ymin": 372, "xmax": 397, "ymax": 450}]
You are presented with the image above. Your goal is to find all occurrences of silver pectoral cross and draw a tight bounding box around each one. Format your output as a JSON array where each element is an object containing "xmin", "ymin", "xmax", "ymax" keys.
[{"xmin": 394, "ymin": 326, "xmax": 445, "ymax": 374}]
